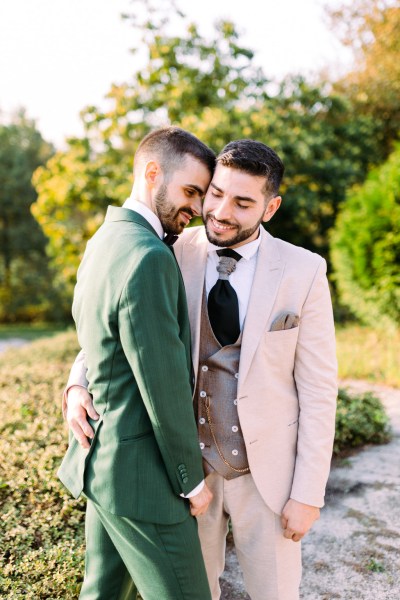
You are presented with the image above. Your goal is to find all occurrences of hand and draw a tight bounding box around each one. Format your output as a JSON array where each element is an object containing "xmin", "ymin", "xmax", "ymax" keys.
[
  {"xmin": 189, "ymin": 483, "xmax": 213, "ymax": 517},
  {"xmin": 281, "ymin": 499, "xmax": 320, "ymax": 542},
  {"xmin": 64, "ymin": 385, "xmax": 99, "ymax": 449}
]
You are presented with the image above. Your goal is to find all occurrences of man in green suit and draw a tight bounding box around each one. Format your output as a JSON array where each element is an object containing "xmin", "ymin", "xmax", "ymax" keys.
[{"xmin": 58, "ymin": 127, "xmax": 215, "ymax": 599}]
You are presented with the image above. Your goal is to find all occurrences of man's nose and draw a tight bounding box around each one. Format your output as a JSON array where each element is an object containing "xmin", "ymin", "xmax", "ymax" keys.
[
  {"xmin": 191, "ymin": 197, "xmax": 202, "ymax": 217},
  {"xmin": 213, "ymin": 198, "xmax": 232, "ymax": 221}
]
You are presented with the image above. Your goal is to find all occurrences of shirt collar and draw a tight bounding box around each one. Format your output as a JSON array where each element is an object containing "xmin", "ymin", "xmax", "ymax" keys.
[
  {"xmin": 207, "ymin": 225, "xmax": 262, "ymax": 261},
  {"xmin": 122, "ymin": 197, "xmax": 164, "ymax": 239}
]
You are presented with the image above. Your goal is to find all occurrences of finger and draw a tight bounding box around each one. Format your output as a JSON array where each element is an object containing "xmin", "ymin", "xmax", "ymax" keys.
[
  {"xmin": 85, "ymin": 403, "xmax": 100, "ymax": 420},
  {"xmin": 67, "ymin": 405, "xmax": 95, "ymax": 436},
  {"xmin": 62, "ymin": 396, "xmax": 68, "ymax": 420},
  {"xmin": 69, "ymin": 411, "xmax": 95, "ymax": 438},
  {"xmin": 283, "ymin": 528, "xmax": 295, "ymax": 540},
  {"xmin": 70, "ymin": 422, "xmax": 91, "ymax": 449},
  {"xmin": 78, "ymin": 417, "xmax": 95, "ymax": 439},
  {"xmin": 190, "ymin": 502, "xmax": 209, "ymax": 516},
  {"xmin": 80, "ymin": 394, "xmax": 99, "ymax": 419},
  {"xmin": 280, "ymin": 515, "xmax": 288, "ymax": 530},
  {"xmin": 291, "ymin": 533, "xmax": 302, "ymax": 543}
]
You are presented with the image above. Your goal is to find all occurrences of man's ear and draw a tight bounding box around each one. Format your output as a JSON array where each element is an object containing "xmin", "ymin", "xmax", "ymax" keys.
[
  {"xmin": 144, "ymin": 160, "xmax": 162, "ymax": 188},
  {"xmin": 263, "ymin": 196, "xmax": 281, "ymax": 223}
]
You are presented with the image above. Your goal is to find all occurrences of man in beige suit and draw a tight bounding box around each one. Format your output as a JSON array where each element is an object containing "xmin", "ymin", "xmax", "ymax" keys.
[{"xmin": 65, "ymin": 139, "xmax": 337, "ymax": 599}]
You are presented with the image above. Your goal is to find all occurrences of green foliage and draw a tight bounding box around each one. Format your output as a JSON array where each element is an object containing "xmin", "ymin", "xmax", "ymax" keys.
[
  {"xmin": 365, "ymin": 558, "xmax": 385, "ymax": 573},
  {"xmin": 331, "ymin": 144, "xmax": 400, "ymax": 327},
  {"xmin": 32, "ymin": 6, "xmax": 384, "ymax": 309},
  {"xmin": 329, "ymin": 0, "xmax": 400, "ymax": 152},
  {"xmin": 0, "ymin": 332, "xmax": 392, "ymax": 597},
  {"xmin": 0, "ymin": 332, "xmax": 85, "ymax": 598},
  {"xmin": 0, "ymin": 111, "xmax": 57, "ymax": 322},
  {"xmin": 334, "ymin": 388, "xmax": 392, "ymax": 455},
  {"xmin": 32, "ymin": 139, "xmax": 133, "ymax": 313}
]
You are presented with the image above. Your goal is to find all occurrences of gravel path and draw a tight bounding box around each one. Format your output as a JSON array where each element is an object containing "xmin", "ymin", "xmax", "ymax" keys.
[
  {"xmin": 221, "ymin": 381, "xmax": 400, "ymax": 599},
  {"xmin": 0, "ymin": 337, "xmax": 30, "ymax": 353}
]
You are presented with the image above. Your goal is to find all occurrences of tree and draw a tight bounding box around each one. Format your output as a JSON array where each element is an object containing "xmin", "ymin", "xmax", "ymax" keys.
[
  {"xmin": 33, "ymin": 15, "xmax": 266, "ymax": 302},
  {"xmin": 33, "ymin": 4, "xmax": 384, "ymax": 306},
  {"xmin": 328, "ymin": 0, "xmax": 400, "ymax": 153},
  {"xmin": 0, "ymin": 112, "xmax": 55, "ymax": 321},
  {"xmin": 330, "ymin": 144, "xmax": 400, "ymax": 327}
]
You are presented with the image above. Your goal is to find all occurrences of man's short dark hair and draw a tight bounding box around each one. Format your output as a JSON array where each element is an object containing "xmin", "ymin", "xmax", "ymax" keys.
[
  {"xmin": 217, "ymin": 139, "xmax": 284, "ymax": 198},
  {"xmin": 134, "ymin": 126, "xmax": 215, "ymax": 180}
]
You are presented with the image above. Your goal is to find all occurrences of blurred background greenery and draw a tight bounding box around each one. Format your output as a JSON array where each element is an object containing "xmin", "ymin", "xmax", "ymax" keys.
[{"xmin": 0, "ymin": 0, "xmax": 398, "ymax": 334}]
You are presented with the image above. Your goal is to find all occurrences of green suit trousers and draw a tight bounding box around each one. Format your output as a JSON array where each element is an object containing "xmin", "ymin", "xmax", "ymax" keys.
[{"xmin": 80, "ymin": 499, "xmax": 211, "ymax": 600}]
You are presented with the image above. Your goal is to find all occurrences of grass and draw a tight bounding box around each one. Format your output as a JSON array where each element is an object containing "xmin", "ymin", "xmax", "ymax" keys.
[
  {"xmin": 0, "ymin": 322, "xmax": 71, "ymax": 341},
  {"xmin": 336, "ymin": 324, "xmax": 400, "ymax": 388}
]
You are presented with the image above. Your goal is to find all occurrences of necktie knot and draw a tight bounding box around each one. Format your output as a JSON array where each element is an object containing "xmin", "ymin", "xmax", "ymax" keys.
[
  {"xmin": 216, "ymin": 248, "xmax": 242, "ymax": 280},
  {"xmin": 216, "ymin": 248, "xmax": 242, "ymax": 260},
  {"xmin": 163, "ymin": 233, "xmax": 178, "ymax": 247}
]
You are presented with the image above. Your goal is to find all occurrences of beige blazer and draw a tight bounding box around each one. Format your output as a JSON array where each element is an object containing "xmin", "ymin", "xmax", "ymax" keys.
[{"xmin": 174, "ymin": 226, "xmax": 338, "ymax": 514}]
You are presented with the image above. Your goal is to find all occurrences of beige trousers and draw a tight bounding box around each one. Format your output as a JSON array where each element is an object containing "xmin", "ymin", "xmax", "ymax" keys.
[{"xmin": 197, "ymin": 472, "xmax": 302, "ymax": 600}]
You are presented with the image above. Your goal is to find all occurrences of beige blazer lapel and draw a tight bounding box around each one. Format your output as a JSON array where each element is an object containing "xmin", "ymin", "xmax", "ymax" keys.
[
  {"xmin": 175, "ymin": 228, "xmax": 208, "ymax": 381},
  {"xmin": 238, "ymin": 229, "xmax": 285, "ymax": 388}
]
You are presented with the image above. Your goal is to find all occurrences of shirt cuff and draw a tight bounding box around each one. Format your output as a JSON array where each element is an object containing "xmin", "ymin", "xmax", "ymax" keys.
[{"xmin": 180, "ymin": 480, "xmax": 205, "ymax": 498}]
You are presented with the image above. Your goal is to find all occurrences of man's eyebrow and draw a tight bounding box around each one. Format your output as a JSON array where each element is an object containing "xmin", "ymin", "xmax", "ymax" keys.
[{"xmin": 210, "ymin": 182, "xmax": 257, "ymax": 203}]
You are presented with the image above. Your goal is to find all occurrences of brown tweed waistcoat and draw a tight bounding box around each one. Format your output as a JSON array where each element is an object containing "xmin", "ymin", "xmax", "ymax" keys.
[{"xmin": 194, "ymin": 291, "xmax": 249, "ymax": 480}]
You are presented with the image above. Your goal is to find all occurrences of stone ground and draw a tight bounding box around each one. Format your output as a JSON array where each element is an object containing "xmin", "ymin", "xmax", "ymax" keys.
[
  {"xmin": 0, "ymin": 338, "xmax": 29, "ymax": 353},
  {"xmin": 220, "ymin": 381, "xmax": 400, "ymax": 599}
]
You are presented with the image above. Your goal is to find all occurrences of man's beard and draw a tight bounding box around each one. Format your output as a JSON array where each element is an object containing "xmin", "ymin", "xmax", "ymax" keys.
[
  {"xmin": 203, "ymin": 212, "xmax": 264, "ymax": 247},
  {"xmin": 154, "ymin": 184, "xmax": 194, "ymax": 234}
]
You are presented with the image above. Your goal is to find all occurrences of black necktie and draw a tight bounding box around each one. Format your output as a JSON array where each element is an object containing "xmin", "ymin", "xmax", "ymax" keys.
[{"xmin": 208, "ymin": 248, "xmax": 242, "ymax": 346}]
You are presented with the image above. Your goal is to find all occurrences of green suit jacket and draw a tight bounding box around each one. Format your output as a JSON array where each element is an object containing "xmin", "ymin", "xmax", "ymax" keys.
[{"xmin": 58, "ymin": 206, "xmax": 204, "ymax": 524}]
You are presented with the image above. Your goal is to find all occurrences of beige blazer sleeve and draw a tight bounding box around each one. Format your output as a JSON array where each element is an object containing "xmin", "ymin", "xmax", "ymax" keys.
[{"xmin": 290, "ymin": 258, "xmax": 337, "ymax": 506}]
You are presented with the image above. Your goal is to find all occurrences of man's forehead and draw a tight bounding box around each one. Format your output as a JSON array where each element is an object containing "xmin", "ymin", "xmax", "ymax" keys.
[{"xmin": 210, "ymin": 164, "xmax": 265, "ymax": 193}]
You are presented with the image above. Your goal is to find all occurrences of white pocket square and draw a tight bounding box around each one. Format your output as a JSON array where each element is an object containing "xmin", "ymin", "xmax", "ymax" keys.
[{"xmin": 270, "ymin": 311, "xmax": 299, "ymax": 332}]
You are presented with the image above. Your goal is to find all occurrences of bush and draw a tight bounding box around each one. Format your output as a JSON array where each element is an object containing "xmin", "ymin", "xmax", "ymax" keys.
[
  {"xmin": 0, "ymin": 332, "xmax": 85, "ymax": 599},
  {"xmin": 0, "ymin": 333, "xmax": 392, "ymax": 597},
  {"xmin": 331, "ymin": 144, "xmax": 400, "ymax": 328},
  {"xmin": 334, "ymin": 388, "xmax": 392, "ymax": 455}
]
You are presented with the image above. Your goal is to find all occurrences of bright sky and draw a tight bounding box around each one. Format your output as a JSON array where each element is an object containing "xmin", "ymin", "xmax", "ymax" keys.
[{"xmin": 0, "ymin": 0, "xmax": 351, "ymax": 147}]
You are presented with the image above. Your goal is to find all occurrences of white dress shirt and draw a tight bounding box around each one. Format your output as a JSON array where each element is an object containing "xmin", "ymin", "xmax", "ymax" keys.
[
  {"xmin": 122, "ymin": 197, "xmax": 164, "ymax": 239},
  {"xmin": 206, "ymin": 229, "xmax": 262, "ymax": 329}
]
